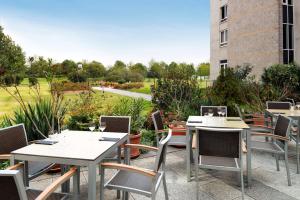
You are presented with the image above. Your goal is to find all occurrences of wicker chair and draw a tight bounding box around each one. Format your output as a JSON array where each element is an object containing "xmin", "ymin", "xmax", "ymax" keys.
[
  {"xmin": 0, "ymin": 163, "xmax": 79, "ymax": 200},
  {"xmin": 151, "ymin": 110, "xmax": 186, "ymax": 147},
  {"xmin": 250, "ymin": 115, "xmax": 292, "ymax": 186},
  {"xmin": 0, "ymin": 124, "xmax": 54, "ymax": 186},
  {"xmin": 195, "ymin": 127, "xmax": 245, "ymax": 199},
  {"xmin": 200, "ymin": 106, "xmax": 227, "ymax": 117},
  {"xmin": 100, "ymin": 130, "xmax": 171, "ymax": 200}
]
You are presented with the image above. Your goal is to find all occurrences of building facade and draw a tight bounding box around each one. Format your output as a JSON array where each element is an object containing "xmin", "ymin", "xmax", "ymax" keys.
[{"xmin": 210, "ymin": 0, "xmax": 300, "ymax": 80}]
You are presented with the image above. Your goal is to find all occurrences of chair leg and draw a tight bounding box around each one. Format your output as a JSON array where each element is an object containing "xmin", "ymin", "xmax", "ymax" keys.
[
  {"xmin": 163, "ymin": 175, "xmax": 169, "ymax": 200},
  {"xmin": 156, "ymin": 134, "xmax": 160, "ymax": 147},
  {"xmin": 117, "ymin": 147, "xmax": 121, "ymax": 199},
  {"xmin": 284, "ymin": 153, "xmax": 292, "ymax": 186},
  {"xmin": 297, "ymin": 132, "xmax": 300, "ymax": 174},
  {"xmin": 240, "ymin": 170, "xmax": 244, "ymax": 200},
  {"xmin": 275, "ymin": 154, "xmax": 280, "ymax": 171}
]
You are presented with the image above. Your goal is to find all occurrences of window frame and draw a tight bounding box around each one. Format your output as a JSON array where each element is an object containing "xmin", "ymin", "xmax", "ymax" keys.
[
  {"xmin": 220, "ymin": 29, "xmax": 228, "ymax": 47},
  {"xmin": 282, "ymin": 0, "xmax": 294, "ymax": 64},
  {"xmin": 220, "ymin": 4, "xmax": 228, "ymax": 22}
]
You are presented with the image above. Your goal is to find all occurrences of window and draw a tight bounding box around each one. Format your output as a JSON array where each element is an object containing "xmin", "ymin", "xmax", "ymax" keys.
[
  {"xmin": 220, "ymin": 30, "xmax": 228, "ymax": 47},
  {"xmin": 220, "ymin": 5, "xmax": 228, "ymax": 22},
  {"xmin": 282, "ymin": 0, "xmax": 294, "ymax": 64},
  {"xmin": 220, "ymin": 60, "xmax": 228, "ymax": 69}
]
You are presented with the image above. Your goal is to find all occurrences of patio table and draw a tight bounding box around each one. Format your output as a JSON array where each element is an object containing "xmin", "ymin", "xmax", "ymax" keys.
[
  {"xmin": 11, "ymin": 130, "xmax": 129, "ymax": 200},
  {"xmin": 266, "ymin": 109, "xmax": 300, "ymax": 173},
  {"xmin": 185, "ymin": 116, "xmax": 251, "ymax": 183}
]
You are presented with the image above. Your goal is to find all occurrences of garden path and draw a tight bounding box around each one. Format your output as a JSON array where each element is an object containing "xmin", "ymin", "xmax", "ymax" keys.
[{"xmin": 92, "ymin": 87, "xmax": 152, "ymax": 101}]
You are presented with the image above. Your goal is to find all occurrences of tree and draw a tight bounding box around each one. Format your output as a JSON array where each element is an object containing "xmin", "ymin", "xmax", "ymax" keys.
[
  {"xmin": 148, "ymin": 60, "xmax": 166, "ymax": 78},
  {"xmin": 83, "ymin": 61, "xmax": 106, "ymax": 78},
  {"xmin": 197, "ymin": 63, "xmax": 210, "ymax": 77},
  {"xmin": 0, "ymin": 26, "xmax": 26, "ymax": 86},
  {"xmin": 129, "ymin": 63, "xmax": 147, "ymax": 77},
  {"xmin": 27, "ymin": 56, "xmax": 51, "ymax": 77},
  {"xmin": 61, "ymin": 59, "xmax": 77, "ymax": 75}
]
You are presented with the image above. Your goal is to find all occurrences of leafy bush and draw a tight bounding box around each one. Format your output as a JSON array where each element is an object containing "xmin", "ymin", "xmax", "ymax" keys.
[
  {"xmin": 51, "ymin": 81, "xmax": 91, "ymax": 92},
  {"xmin": 0, "ymin": 74, "xmax": 23, "ymax": 86},
  {"xmin": 98, "ymin": 81, "xmax": 144, "ymax": 89},
  {"xmin": 127, "ymin": 72, "xmax": 144, "ymax": 82},
  {"xmin": 107, "ymin": 97, "xmax": 147, "ymax": 134},
  {"xmin": 152, "ymin": 62, "xmax": 202, "ymax": 120},
  {"xmin": 140, "ymin": 129, "xmax": 156, "ymax": 152},
  {"xmin": 68, "ymin": 71, "xmax": 87, "ymax": 83}
]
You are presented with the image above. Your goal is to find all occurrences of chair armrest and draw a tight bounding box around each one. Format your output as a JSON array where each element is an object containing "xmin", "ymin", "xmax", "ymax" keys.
[
  {"xmin": 250, "ymin": 125, "xmax": 274, "ymax": 130},
  {"xmin": 6, "ymin": 163, "xmax": 24, "ymax": 170},
  {"xmin": 36, "ymin": 167, "xmax": 77, "ymax": 200},
  {"xmin": 0, "ymin": 154, "xmax": 11, "ymax": 160},
  {"xmin": 101, "ymin": 163, "xmax": 156, "ymax": 177},
  {"xmin": 124, "ymin": 144, "xmax": 158, "ymax": 152},
  {"xmin": 156, "ymin": 129, "xmax": 168, "ymax": 134},
  {"xmin": 251, "ymin": 132, "xmax": 289, "ymax": 141}
]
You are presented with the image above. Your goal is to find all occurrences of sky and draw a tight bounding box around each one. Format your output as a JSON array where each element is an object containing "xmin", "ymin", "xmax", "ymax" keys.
[{"xmin": 0, "ymin": 0, "xmax": 210, "ymax": 66}]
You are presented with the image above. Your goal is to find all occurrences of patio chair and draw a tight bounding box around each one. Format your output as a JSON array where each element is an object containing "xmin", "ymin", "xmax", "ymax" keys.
[
  {"xmin": 0, "ymin": 124, "xmax": 54, "ymax": 187},
  {"xmin": 151, "ymin": 110, "xmax": 186, "ymax": 146},
  {"xmin": 0, "ymin": 163, "xmax": 79, "ymax": 200},
  {"xmin": 266, "ymin": 101, "xmax": 291, "ymax": 110},
  {"xmin": 100, "ymin": 129, "xmax": 172, "ymax": 200},
  {"xmin": 250, "ymin": 115, "xmax": 292, "ymax": 186},
  {"xmin": 200, "ymin": 106, "xmax": 227, "ymax": 117},
  {"xmin": 235, "ymin": 104, "xmax": 271, "ymax": 133},
  {"xmin": 195, "ymin": 127, "xmax": 244, "ymax": 199}
]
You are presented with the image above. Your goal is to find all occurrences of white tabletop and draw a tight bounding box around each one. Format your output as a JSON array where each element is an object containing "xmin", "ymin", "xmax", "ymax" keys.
[
  {"xmin": 266, "ymin": 109, "xmax": 300, "ymax": 117},
  {"xmin": 186, "ymin": 116, "xmax": 249, "ymax": 129},
  {"xmin": 12, "ymin": 130, "xmax": 128, "ymax": 161}
]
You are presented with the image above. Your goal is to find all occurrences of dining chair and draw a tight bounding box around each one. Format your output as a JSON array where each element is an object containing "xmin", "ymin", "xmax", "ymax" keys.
[
  {"xmin": 195, "ymin": 127, "xmax": 245, "ymax": 199},
  {"xmin": 0, "ymin": 124, "xmax": 54, "ymax": 187},
  {"xmin": 250, "ymin": 115, "xmax": 292, "ymax": 186},
  {"xmin": 100, "ymin": 130, "xmax": 172, "ymax": 200},
  {"xmin": 200, "ymin": 106, "xmax": 227, "ymax": 117},
  {"xmin": 151, "ymin": 110, "xmax": 186, "ymax": 146},
  {"xmin": 0, "ymin": 163, "xmax": 79, "ymax": 200},
  {"xmin": 266, "ymin": 101, "xmax": 291, "ymax": 110}
]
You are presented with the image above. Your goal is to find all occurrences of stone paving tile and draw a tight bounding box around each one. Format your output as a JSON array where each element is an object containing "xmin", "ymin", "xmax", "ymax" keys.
[{"xmin": 29, "ymin": 146, "xmax": 300, "ymax": 200}]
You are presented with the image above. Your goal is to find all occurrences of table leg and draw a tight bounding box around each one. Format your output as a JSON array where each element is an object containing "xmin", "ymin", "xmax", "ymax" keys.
[
  {"xmin": 246, "ymin": 129, "xmax": 252, "ymax": 186},
  {"xmin": 186, "ymin": 128, "xmax": 192, "ymax": 182},
  {"xmin": 297, "ymin": 118, "xmax": 300, "ymax": 174},
  {"xmin": 88, "ymin": 163, "xmax": 97, "ymax": 200},
  {"xmin": 73, "ymin": 166, "xmax": 80, "ymax": 200},
  {"xmin": 123, "ymin": 136, "xmax": 130, "ymax": 200},
  {"xmin": 61, "ymin": 165, "xmax": 70, "ymax": 193}
]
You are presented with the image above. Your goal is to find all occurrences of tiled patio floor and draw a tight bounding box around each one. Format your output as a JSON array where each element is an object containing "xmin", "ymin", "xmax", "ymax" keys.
[{"xmin": 31, "ymin": 141, "xmax": 300, "ymax": 200}]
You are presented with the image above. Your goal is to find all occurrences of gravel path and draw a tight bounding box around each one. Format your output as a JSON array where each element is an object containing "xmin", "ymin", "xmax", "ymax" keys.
[{"xmin": 92, "ymin": 87, "xmax": 152, "ymax": 101}]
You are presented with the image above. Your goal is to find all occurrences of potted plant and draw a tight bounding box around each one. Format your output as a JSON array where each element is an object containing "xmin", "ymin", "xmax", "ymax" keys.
[{"xmin": 111, "ymin": 97, "xmax": 146, "ymax": 158}]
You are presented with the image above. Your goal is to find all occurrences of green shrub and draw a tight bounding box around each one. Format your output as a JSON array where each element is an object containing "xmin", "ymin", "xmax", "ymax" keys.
[
  {"xmin": 140, "ymin": 129, "xmax": 156, "ymax": 153},
  {"xmin": 68, "ymin": 71, "xmax": 87, "ymax": 83},
  {"xmin": 51, "ymin": 81, "xmax": 90, "ymax": 92}
]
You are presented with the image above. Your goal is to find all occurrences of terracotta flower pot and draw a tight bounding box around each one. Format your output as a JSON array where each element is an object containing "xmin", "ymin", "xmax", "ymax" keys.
[
  {"xmin": 169, "ymin": 123, "xmax": 186, "ymax": 148},
  {"xmin": 129, "ymin": 133, "xmax": 142, "ymax": 159}
]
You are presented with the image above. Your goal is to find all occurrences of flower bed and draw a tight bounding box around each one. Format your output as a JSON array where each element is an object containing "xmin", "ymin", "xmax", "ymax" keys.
[
  {"xmin": 93, "ymin": 81, "xmax": 144, "ymax": 90},
  {"xmin": 51, "ymin": 81, "xmax": 91, "ymax": 92}
]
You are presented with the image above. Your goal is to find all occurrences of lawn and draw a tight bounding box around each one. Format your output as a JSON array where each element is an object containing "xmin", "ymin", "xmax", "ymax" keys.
[
  {"xmin": 127, "ymin": 78, "xmax": 154, "ymax": 94},
  {"xmin": 0, "ymin": 78, "xmax": 153, "ymax": 118}
]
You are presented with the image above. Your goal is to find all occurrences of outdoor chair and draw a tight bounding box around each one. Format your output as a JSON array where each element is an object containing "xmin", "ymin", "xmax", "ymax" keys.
[
  {"xmin": 195, "ymin": 127, "xmax": 245, "ymax": 199},
  {"xmin": 235, "ymin": 104, "xmax": 271, "ymax": 133},
  {"xmin": 100, "ymin": 129, "xmax": 171, "ymax": 200},
  {"xmin": 266, "ymin": 101, "xmax": 291, "ymax": 110},
  {"xmin": 151, "ymin": 110, "xmax": 186, "ymax": 147},
  {"xmin": 0, "ymin": 163, "xmax": 79, "ymax": 200},
  {"xmin": 200, "ymin": 106, "xmax": 227, "ymax": 117},
  {"xmin": 99, "ymin": 116, "xmax": 131, "ymax": 162},
  {"xmin": 250, "ymin": 115, "xmax": 292, "ymax": 186},
  {"xmin": 0, "ymin": 124, "xmax": 54, "ymax": 187}
]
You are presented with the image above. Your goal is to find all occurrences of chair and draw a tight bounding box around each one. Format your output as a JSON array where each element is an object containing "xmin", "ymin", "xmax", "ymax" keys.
[
  {"xmin": 235, "ymin": 104, "xmax": 271, "ymax": 133},
  {"xmin": 99, "ymin": 116, "xmax": 131, "ymax": 162},
  {"xmin": 200, "ymin": 106, "xmax": 227, "ymax": 117},
  {"xmin": 0, "ymin": 124, "xmax": 54, "ymax": 186},
  {"xmin": 195, "ymin": 127, "xmax": 244, "ymax": 199},
  {"xmin": 151, "ymin": 110, "xmax": 186, "ymax": 146},
  {"xmin": 250, "ymin": 115, "xmax": 292, "ymax": 186},
  {"xmin": 266, "ymin": 101, "xmax": 291, "ymax": 110},
  {"xmin": 100, "ymin": 130, "xmax": 172, "ymax": 200},
  {"xmin": 0, "ymin": 163, "xmax": 79, "ymax": 200}
]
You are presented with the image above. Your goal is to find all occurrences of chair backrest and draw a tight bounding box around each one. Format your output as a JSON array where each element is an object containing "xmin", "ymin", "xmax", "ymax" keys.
[
  {"xmin": 274, "ymin": 115, "xmax": 291, "ymax": 138},
  {"xmin": 153, "ymin": 129, "xmax": 172, "ymax": 172},
  {"xmin": 266, "ymin": 101, "xmax": 291, "ymax": 110},
  {"xmin": 196, "ymin": 127, "xmax": 242, "ymax": 158},
  {"xmin": 0, "ymin": 170, "xmax": 28, "ymax": 200},
  {"xmin": 151, "ymin": 110, "xmax": 164, "ymax": 132},
  {"xmin": 100, "ymin": 116, "xmax": 131, "ymax": 134},
  {"xmin": 200, "ymin": 106, "xmax": 227, "ymax": 117},
  {"xmin": 0, "ymin": 124, "xmax": 28, "ymax": 155},
  {"xmin": 234, "ymin": 104, "xmax": 243, "ymax": 119}
]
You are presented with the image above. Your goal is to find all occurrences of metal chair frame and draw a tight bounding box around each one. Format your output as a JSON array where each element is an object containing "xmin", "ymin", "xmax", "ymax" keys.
[
  {"xmin": 100, "ymin": 130, "xmax": 172, "ymax": 200},
  {"xmin": 0, "ymin": 124, "xmax": 54, "ymax": 186},
  {"xmin": 195, "ymin": 127, "xmax": 245, "ymax": 200}
]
